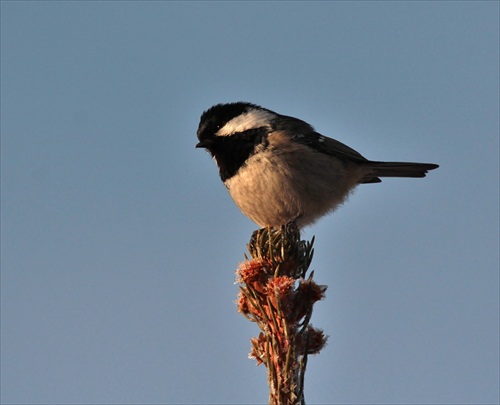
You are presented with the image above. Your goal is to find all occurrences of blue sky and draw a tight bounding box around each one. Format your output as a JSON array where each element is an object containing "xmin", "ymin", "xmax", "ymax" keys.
[{"xmin": 1, "ymin": 1, "xmax": 498, "ymax": 404}]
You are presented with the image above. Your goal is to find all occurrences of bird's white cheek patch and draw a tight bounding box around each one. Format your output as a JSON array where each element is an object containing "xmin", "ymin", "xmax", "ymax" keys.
[{"xmin": 216, "ymin": 109, "xmax": 274, "ymax": 136}]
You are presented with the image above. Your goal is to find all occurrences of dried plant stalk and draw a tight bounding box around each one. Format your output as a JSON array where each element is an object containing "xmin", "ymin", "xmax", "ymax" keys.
[{"xmin": 236, "ymin": 224, "xmax": 327, "ymax": 405}]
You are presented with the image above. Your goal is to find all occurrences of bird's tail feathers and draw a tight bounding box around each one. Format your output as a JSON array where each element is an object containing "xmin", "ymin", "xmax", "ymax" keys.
[{"xmin": 361, "ymin": 161, "xmax": 439, "ymax": 184}]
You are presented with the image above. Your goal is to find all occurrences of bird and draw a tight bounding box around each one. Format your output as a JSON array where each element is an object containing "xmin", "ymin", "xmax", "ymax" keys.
[{"xmin": 196, "ymin": 102, "xmax": 438, "ymax": 228}]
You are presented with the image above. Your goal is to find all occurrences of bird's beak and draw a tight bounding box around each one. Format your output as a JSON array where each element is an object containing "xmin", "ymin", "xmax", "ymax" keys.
[{"xmin": 195, "ymin": 139, "xmax": 214, "ymax": 148}]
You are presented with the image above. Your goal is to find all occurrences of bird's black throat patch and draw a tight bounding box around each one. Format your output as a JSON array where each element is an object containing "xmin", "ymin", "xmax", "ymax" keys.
[{"xmin": 208, "ymin": 128, "xmax": 269, "ymax": 182}]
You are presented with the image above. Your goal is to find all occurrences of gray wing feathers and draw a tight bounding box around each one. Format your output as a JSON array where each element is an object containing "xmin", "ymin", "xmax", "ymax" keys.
[{"xmin": 274, "ymin": 116, "xmax": 439, "ymax": 183}]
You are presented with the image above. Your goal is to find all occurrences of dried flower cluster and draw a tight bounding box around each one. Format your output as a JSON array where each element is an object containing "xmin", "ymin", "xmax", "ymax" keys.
[{"xmin": 236, "ymin": 225, "xmax": 327, "ymax": 405}]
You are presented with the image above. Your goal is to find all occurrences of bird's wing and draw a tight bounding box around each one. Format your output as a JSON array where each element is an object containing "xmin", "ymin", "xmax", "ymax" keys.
[
  {"xmin": 273, "ymin": 115, "xmax": 369, "ymax": 162},
  {"xmin": 297, "ymin": 132, "xmax": 369, "ymax": 162}
]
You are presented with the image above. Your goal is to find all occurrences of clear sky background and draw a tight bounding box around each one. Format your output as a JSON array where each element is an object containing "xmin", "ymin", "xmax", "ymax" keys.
[{"xmin": 1, "ymin": 2, "xmax": 498, "ymax": 404}]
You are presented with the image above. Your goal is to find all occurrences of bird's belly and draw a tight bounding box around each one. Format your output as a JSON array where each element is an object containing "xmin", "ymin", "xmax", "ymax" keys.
[{"xmin": 224, "ymin": 151, "xmax": 361, "ymax": 227}]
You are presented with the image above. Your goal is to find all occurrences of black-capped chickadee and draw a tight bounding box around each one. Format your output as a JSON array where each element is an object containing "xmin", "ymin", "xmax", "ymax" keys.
[{"xmin": 196, "ymin": 102, "xmax": 438, "ymax": 228}]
